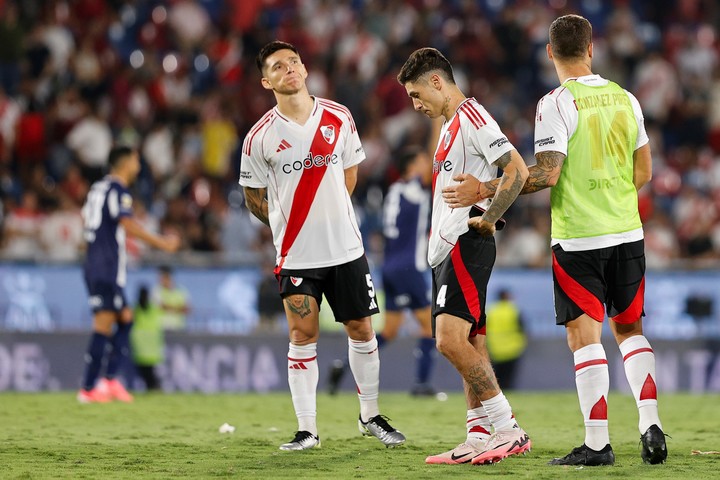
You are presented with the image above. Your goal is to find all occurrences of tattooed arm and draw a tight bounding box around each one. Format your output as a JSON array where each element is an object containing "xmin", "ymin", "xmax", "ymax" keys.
[
  {"xmin": 243, "ymin": 187, "xmax": 270, "ymax": 226},
  {"xmin": 443, "ymin": 150, "xmax": 565, "ymax": 208},
  {"xmin": 468, "ymin": 150, "xmax": 529, "ymax": 234}
]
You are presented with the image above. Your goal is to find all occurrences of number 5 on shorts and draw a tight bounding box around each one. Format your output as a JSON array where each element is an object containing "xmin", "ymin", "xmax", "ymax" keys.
[{"xmin": 366, "ymin": 274, "xmax": 376, "ymax": 298}]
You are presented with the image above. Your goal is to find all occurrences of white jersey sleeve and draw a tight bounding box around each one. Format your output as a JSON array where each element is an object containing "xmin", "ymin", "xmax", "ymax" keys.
[
  {"xmin": 239, "ymin": 112, "xmax": 274, "ymax": 188},
  {"xmin": 625, "ymin": 89, "xmax": 649, "ymax": 149},
  {"xmin": 464, "ymin": 103, "xmax": 515, "ymax": 165},
  {"xmin": 534, "ymin": 89, "xmax": 572, "ymax": 156},
  {"xmin": 342, "ymin": 118, "xmax": 365, "ymax": 169}
]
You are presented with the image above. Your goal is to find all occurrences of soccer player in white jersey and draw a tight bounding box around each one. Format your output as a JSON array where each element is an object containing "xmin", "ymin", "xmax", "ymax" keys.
[
  {"xmin": 397, "ymin": 47, "xmax": 531, "ymax": 465},
  {"xmin": 443, "ymin": 15, "xmax": 666, "ymax": 466},
  {"xmin": 239, "ymin": 41, "xmax": 405, "ymax": 451}
]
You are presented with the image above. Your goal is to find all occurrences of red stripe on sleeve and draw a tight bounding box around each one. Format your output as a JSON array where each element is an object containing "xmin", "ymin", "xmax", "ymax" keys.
[
  {"xmin": 244, "ymin": 112, "xmax": 274, "ymax": 155},
  {"xmin": 464, "ymin": 101, "xmax": 487, "ymax": 125},
  {"xmin": 460, "ymin": 105, "xmax": 480, "ymax": 129}
]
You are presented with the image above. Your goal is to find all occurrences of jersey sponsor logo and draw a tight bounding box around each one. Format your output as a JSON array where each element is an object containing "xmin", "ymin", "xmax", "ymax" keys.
[
  {"xmin": 281, "ymin": 153, "xmax": 339, "ymax": 174},
  {"xmin": 121, "ymin": 193, "xmax": 132, "ymax": 209},
  {"xmin": 290, "ymin": 276, "xmax": 303, "ymax": 286},
  {"xmin": 320, "ymin": 124, "xmax": 336, "ymax": 144},
  {"xmin": 489, "ymin": 137, "xmax": 509, "ymax": 149},
  {"xmin": 535, "ymin": 136, "xmax": 556, "ymax": 146},
  {"xmin": 433, "ymin": 159, "xmax": 453, "ymax": 174},
  {"xmin": 588, "ymin": 176, "xmax": 621, "ymax": 191},
  {"xmin": 239, "ymin": 170, "xmax": 252, "ymax": 180},
  {"xmin": 276, "ymin": 139, "xmax": 292, "ymax": 152}
]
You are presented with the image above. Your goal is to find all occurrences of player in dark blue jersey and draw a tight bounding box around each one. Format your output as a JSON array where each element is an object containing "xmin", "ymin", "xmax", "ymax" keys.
[
  {"xmin": 379, "ymin": 146, "xmax": 435, "ymax": 394},
  {"xmin": 329, "ymin": 147, "xmax": 436, "ymax": 395},
  {"xmin": 78, "ymin": 146, "xmax": 180, "ymax": 403}
]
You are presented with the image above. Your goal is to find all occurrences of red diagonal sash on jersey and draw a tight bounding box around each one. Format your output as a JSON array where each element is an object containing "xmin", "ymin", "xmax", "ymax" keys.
[
  {"xmin": 432, "ymin": 115, "xmax": 462, "ymax": 196},
  {"xmin": 275, "ymin": 109, "xmax": 342, "ymax": 273}
]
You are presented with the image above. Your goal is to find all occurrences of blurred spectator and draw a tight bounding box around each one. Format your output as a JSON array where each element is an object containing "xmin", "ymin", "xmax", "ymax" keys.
[
  {"xmin": 1, "ymin": 190, "xmax": 44, "ymax": 260},
  {"xmin": 65, "ymin": 100, "xmax": 112, "ymax": 182},
  {"xmin": 200, "ymin": 99, "xmax": 237, "ymax": 179},
  {"xmin": 142, "ymin": 121, "xmax": 175, "ymax": 182},
  {"xmin": 485, "ymin": 289, "xmax": 527, "ymax": 390},
  {"xmin": 130, "ymin": 285, "xmax": 164, "ymax": 391},
  {"xmin": 152, "ymin": 265, "xmax": 190, "ymax": 331},
  {"xmin": 39, "ymin": 194, "xmax": 84, "ymax": 262},
  {"xmin": 0, "ymin": 87, "xmax": 21, "ymax": 163},
  {"xmin": 0, "ymin": 2, "xmax": 24, "ymax": 96}
]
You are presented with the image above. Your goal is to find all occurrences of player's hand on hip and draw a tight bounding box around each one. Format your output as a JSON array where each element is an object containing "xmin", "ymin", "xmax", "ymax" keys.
[
  {"xmin": 468, "ymin": 217, "xmax": 495, "ymax": 236},
  {"xmin": 442, "ymin": 173, "xmax": 480, "ymax": 208}
]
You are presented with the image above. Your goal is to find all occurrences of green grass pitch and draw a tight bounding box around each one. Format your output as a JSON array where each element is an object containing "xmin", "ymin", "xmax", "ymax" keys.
[{"xmin": 1, "ymin": 391, "xmax": 718, "ymax": 479}]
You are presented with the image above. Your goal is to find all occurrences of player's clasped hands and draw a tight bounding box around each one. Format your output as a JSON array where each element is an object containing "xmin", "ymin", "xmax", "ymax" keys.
[
  {"xmin": 468, "ymin": 217, "xmax": 496, "ymax": 237},
  {"xmin": 442, "ymin": 173, "xmax": 485, "ymax": 208}
]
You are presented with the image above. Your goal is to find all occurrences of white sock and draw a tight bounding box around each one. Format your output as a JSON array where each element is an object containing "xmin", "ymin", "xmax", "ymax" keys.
[
  {"xmin": 288, "ymin": 343, "xmax": 318, "ymax": 436},
  {"xmin": 348, "ymin": 335, "xmax": 380, "ymax": 422},
  {"xmin": 481, "ymin": 392, "xmax": 517, "ymax": 432},
  {"xmin": 466, "ymin": 407, "xmax": 492, "ymax": 445},
  {"xmin": 619, "ymin": 335, "xmax": 662, "ymax": 433},
  {"xmin": 574, "ymin": 344, "xmax": 610, "ymax": 451}
]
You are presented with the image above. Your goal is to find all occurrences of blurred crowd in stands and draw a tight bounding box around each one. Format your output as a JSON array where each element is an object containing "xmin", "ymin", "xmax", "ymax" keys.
[{"xmin": 0, "ymin": 0, "xmax": 719, "ymax": 269}]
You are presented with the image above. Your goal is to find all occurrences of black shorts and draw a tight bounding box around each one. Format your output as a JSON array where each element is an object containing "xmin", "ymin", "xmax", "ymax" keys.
[
  {"xmin": 552, "ymin": 239, "xmax": 646, "ymax": 325},
  {"xmin": 277, "ymin": 255, "xmax": 380, "ymax": 322},
  {"xmin": 431, "ymin": 229, "xmax": 495, "ymax": 337}
]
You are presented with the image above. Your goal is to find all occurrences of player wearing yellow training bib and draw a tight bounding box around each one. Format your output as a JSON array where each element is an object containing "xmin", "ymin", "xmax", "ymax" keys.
[{"xmin": 441, "ymin": 14, "xmax": 666, "ymax": 468}]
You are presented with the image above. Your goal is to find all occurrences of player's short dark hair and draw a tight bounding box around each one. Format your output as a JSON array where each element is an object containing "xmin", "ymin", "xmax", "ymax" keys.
[
  {"xmin": 397, "ymin": 146, "xmax": 424, "ymax": 175},
  {"xmin": 549, "ymin": 14, "xmax": 592, "ymax": 60},
  {"xmin": 256, "ymin": 41, "xmax": 299, "ymax": 73},
  {"xmin": 108, "ymin": 145, "xmax": 135, "ymax": 169},
  {"xmin": 397, "ymin": 47, "xmax": 455, "ymax": 85}
]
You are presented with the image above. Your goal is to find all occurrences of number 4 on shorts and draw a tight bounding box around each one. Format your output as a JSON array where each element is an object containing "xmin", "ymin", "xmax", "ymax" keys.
[{"xmin": 436, "ymin": 285, "xmax": 447, "ymax": 307}]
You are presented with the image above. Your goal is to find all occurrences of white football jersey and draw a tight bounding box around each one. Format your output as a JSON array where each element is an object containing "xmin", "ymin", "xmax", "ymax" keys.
[
  {"xmin": 428, "ymin": 98, "xmax": 515, "ymax": 267},
  {"xmin": 240, "ymin": 97, "xmax": 365, "ymax": 270}
]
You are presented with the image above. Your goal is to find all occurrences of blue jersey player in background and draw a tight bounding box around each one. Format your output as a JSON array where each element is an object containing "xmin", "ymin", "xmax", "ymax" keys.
[
  {"xmin": 329, "ymin": 147, "xmax": 436, "ymax": 395},
  {"xmin": 380, "ymin": 146, "xmax": 435, "ymax": 395},
  {"xmin": 78, "ymin": 146, "xmax": 180, "ymax": 403}
]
